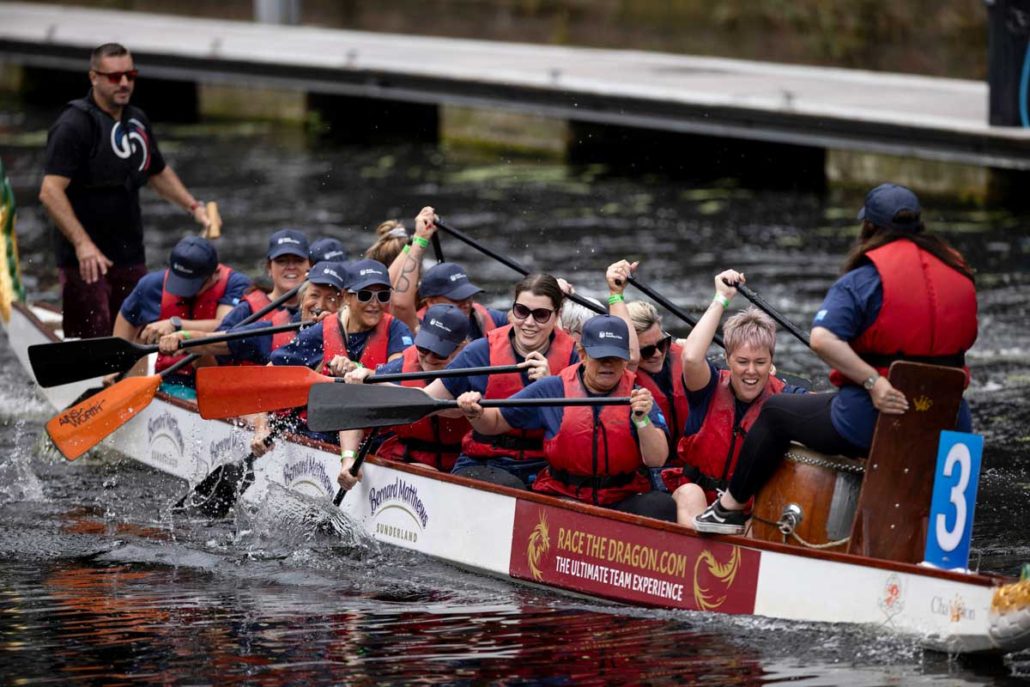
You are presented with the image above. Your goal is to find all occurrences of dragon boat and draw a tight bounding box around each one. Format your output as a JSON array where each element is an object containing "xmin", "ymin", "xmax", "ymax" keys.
[{"xmin": 2, "ymin": 163, "xmax": 1029, "ymax": 657}]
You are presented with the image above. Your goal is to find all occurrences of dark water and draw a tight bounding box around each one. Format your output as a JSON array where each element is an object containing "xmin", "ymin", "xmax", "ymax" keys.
[{"xmin": 2, "ymin": 100, "xmax": 1030, "ymax": 684}]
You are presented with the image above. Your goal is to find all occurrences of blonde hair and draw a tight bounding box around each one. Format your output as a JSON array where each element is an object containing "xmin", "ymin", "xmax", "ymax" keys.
[
  {"xmin": 722, "ymin": 306, "xmax": 776, "ymax": 357},
  {"xmin": 626, "ymin": 300, "xmax": 661, "ymax": 334},
  {"xmin": 365, "ymin": 219, "xmax": 407, "ymax": 266}
]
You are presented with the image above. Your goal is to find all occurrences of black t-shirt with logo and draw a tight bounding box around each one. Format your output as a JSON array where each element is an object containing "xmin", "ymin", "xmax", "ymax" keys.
[{"xmin": 44, "ymin": 91, "xmax": 166, "ymax": 268}]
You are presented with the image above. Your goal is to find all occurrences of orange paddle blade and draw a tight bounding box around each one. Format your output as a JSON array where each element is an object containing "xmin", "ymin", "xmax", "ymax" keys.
[
  {"xmin": 46, "ymin": 375, "xmax": 161, "ymax": 461},
  {"xmin": 196, "ymin": 365, "xmax": 330, "ymax": 419}
]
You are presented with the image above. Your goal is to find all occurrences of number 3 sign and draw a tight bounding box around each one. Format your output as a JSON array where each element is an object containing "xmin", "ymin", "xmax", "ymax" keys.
[{"xmin": 924, "ymin": 431, "xmax": 984, "ymax": 570}]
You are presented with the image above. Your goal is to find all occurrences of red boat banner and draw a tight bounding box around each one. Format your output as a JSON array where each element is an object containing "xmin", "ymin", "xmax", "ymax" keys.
[{"xmin": 509, "ymin": 500, "xmax": 761, "ymax": 613}]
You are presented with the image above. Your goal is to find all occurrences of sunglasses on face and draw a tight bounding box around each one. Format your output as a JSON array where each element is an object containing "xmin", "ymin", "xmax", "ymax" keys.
[
  {"xmin": 416, "ymin": 346, "xmax": 448, "ymax": 361},
  {"xmin": 353, "ymin": 289, "xmax": 391, "ymax": 304},
  {"xmin": 640, "ymin": 334, "xmax": 673, "ymax": 359},
  {"xmin": 94, "ymin": 69, "xmax": 139, "ymax": 84},
  {"xmin": 511, "ymin": 302, "xmax": 554, "ymax": 324}
]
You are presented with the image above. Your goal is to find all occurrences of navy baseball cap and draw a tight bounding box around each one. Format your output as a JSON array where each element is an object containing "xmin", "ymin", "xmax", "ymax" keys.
[
  {"xmin": 580, "ymin": 314, "xmax": 631, "ymax": 361},
  {"xmin": 857, "ymin": 183, "xmax": 922, "ymax": 231},
  {"xmin": 416, "ymin": 304, "xmax": 470, "ymax": 358},
  {"xmin": 420, "ymin": 263, "xmax": 483, "ymax": 301},
  {"xmin": 346, "ymin": 258, "xmax": 391, "ymax": 291},
  {"xmin": 267, "ymin": 229, "xmax": 310, "ymax": 260},
  {"xmin": 308, "ymin": 261, "xmax": 347, "ymax": 291},
  {"xmin": 309, "ymin": 237, "xmax": 348, "ymax": 264},
  {"xmin": 166, "ymin": 236, "xmax": 218, "ymax": 297}
]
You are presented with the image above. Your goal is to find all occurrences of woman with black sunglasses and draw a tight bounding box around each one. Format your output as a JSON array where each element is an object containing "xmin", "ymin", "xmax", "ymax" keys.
[
  {"xmin": 418, "ymin": 273, "xmax": 579, "ymax": 490},
  {"xmin": 270, "ymin": 258, "xmax": 413, "ymax": 374}
]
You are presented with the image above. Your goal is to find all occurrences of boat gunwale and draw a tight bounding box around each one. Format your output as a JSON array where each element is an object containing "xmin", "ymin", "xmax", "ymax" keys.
[{"xmin": 12, "ymin": 300, "xmax": 1014, "ymax": 591}]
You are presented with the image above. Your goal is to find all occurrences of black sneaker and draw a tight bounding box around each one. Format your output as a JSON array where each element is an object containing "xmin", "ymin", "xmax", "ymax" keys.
[{"xmin": 694, "ymin": 500, "xmax": 747, "ymax": 535}]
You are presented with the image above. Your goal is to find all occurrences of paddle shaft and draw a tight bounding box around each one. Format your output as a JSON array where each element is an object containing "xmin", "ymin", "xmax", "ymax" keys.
[
  {"xmin": 160, "ymin": 282, "xmax": 307, "ymax": 377},
  {"xmin": 435, "ymin": 219, "xmax": 606, "ymax": 315},
  {"xmin": 729, "ymin": 280, "xmax": 812, "ymax": 349},
  {"xmin": 333, "ymin": 429, "xmax": 378, "ymax": 506},
  {"xmin": 431, "ymin": 232, "xmax": 445, "ymax": 263},
  {"xmin": 366, "ymin": 363, "xmax": 525, "ymax": 384},
  {"xmin": 625, "ymin": 274, "xmax": 726, "ymax": 350},
  {"xmin": 461, "ymin": 397, "xmax": 631, "ymax": 409}
]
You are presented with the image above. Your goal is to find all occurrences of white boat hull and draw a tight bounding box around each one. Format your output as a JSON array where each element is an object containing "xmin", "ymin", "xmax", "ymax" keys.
[{"xmin": 4, "ymin": 301, "xmax": 1028, "ymax": 656}]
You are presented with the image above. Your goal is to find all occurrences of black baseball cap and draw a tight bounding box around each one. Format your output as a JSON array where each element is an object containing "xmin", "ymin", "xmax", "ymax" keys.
[
  {"xmin": 857, "ymin": 183, "xmax": 922, "ymax": 231},
  {"xmin": 309, "ymin": 237, "xmax": 348, "ymax": 264},
  {"xmin": 580, "ymin": 314, "xmax": 631, "ymax": 361},
  {"xmin": 346, "ymin": 259, "xmax": 391, "ymax": 291},
  {"xmin": 308, "ymin": 261, "xmax": 347, "ymax": 291},
  {"xmin": 415, "ymin": 304, "xmax": 470, "ymax": 357},
  {"xmin": 420, "ymin": 263, "xmax": 483, "ymax": 301},
  {"xmin": 266, "ymin": 229, "xmax": 310, "ymax": 260},
  {"xmin": 166, "ymin": 236, "xmax": 218, "ymax": 298}
]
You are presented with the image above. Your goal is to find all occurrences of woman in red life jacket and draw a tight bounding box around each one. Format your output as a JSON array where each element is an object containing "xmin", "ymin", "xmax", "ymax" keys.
[
  {"xmin": 695, "ymin": 183, "xmax": 977, "ymax": 535},
  {"xmin": 418, "ymin": 273, "xmax": 579, "ymax": 490},
  {"xmin": 336, "ymin": 304, "xmax": 472, "ymax": 492},
  {"xmin": 669, "ymin": 269, "xmax": 802, "ymax": 529},
  {"xmin": 156, "ymin": 229, "xmax": 312, "ymax": 363},
  {"xmin": 390, "ymin": 206, "xmax": 508, "ymax": 341},
  {"xmin": 110, "ymin": 235, "xmax": 250, "ymax": 385},
  {"xmin": 158, "ymin": 260, "xmax": 345, "ymax": 367},
  {"xmin": 625, "ymin": 300, "xmax": 689, "ymax": 453},
  {"xmin": 456, "ymin": 314, "xmax": 676, "ymax": 521}
]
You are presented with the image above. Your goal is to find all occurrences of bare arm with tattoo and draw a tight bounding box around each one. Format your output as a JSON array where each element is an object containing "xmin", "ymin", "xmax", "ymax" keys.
[{"xmin": 390, "ymin": 205, "xmax": 437, "ymax": 333}]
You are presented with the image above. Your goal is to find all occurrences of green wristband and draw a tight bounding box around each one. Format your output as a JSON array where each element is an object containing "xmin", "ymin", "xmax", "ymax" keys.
[
  {"xmin": 713, "ymin": 293, "xmax": 731, "ymax": 309},
  {"xmin": 633, "ymin": 414, "xmax": 650, "ymax": 429},
  {"xmin": 402, "ymin": 244, "xmax": 411, "ymax": 254},
  {"xmin": 341, "ymin": 449, "xmax": 356, "ymax": 461},
  {"xmin": 608, "ymin": 293, "xmax": 625, "ymax": 305},
  {"xmin": 412, "ymin": 236, "xmax": 430, "ymax": 249},
  {"xmin": 181, "ymin": 331, "xmax": 191, "ymax": 341}
]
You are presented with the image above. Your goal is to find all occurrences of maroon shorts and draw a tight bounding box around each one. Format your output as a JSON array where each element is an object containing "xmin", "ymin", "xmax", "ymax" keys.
[{"xmin": 59, "ymin": 262, "xmax": 148, "ymax": 338}]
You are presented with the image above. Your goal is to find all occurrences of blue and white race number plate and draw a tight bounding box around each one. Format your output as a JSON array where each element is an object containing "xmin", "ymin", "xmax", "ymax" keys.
[{"xmin": 924, "ymin": 431, "xmax": 984, "ymax": 570}]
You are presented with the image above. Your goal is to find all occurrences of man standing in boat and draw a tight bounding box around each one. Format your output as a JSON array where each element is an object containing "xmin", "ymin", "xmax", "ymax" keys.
[{"xmin": 38, "ymin": 42, "xmax": 213, "ymax": 339}]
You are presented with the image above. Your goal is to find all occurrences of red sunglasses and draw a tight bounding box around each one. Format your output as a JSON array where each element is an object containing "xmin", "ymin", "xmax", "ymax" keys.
[{"xmin": 94, "ymin": 69, "xmax": 139, "ymax": 84}]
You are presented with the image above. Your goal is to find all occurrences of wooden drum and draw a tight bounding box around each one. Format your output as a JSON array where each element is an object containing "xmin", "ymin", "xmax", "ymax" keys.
[{"xmin": 751, "ymin": 443, "xmax": 865, "ymax": 553}]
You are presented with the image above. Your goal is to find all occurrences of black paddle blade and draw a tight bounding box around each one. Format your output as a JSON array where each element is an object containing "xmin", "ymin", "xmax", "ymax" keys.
[
  {"xmin": 307, "ymin": 383, "xmax": 446, "ymax": 432},
  {"xmin": 174, "ymin": 455, "xmax": 256, "ymax": 518},
  {"xmin": 29, "ymin": 337, "xmax": 149, "ymax": 388}
]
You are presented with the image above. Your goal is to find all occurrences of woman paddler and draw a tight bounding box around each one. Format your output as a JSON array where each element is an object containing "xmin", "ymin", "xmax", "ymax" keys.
[
  {"xmin": 661, "ymin": 269, "xmax": 805, "ymax": 529},
  {"xmin": 156, "ymin": 261, "xmax": 345, "ymax": 365},
  {"xmin": 269, "ymin": 258, "xmax": 412, "ymax": 374},
  {"xmin": 695, "ymin": 183, "xmax": 977, "ymax": 535},
  {"xmin": 456, "ymin": 314, "xmax": 676, "ymax": 521},
  {"xmin": 336, "ymin": 304, "xmax": 472, "ymax": 490},
  {"xmin": 250, "ymin": 258, "xmax": 412, "ymax": 448},
  {"xmin": 390, "ymin": 206, "xmax": 508, "ymax": 340},
  {"xmin": 111, "ymin": 235, "xmax": 250, "ymax": 388},
  {"xmin": 419, "ymin": 273, "xmax": 579, "ymax": 489},
  {"xmin": 624, "ymin": 300, "xmax": 688, "ymax": 449}
]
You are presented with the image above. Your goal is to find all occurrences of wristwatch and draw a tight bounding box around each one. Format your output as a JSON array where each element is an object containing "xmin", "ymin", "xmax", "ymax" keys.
[
  {"xmin": 170, "ymin": 316, "xmax": 183, "ymax": 332},
  {"xmin": 862, "ymin": 373, "xmax": 879, "ymax": 390}
]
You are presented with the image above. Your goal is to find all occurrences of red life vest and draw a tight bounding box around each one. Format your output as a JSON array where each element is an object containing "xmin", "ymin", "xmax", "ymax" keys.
[
  {"xmin": 828, "ymin": 239, "xmax": 977, "ymax": 388},
  {"xmin": 669, "ymin": 369, "xmax": 784, "ymax": 502},
  {"xmin": 229, "ymin": 290, "xmax": 295, "ymax": 366},
  {"xmin": 416, "ymin": 302, "xmax": 499, "ymax": 340},
  {"xmin": 635, "ymin": 341, "xmax": 689, "ymax": 452},
  {"xmin": 376, "ymin": 346, "xmax": 471, "ymax": 471},
  {"xmin": 460, "ymin": 324, "xmax": 576, "ymax": 462},
  {"xmin": 320, "ymin": 312, "xmax": 395, "ymax": 374},
  {"xmin": 155, "ymin": 264, "xmax": 230, "ymax": 374},
  {"xmin": 535, "ymin": 364, "xmax": 652, "ymax": 506}
]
